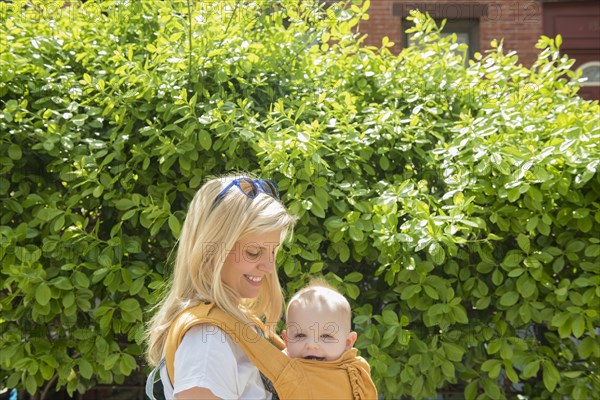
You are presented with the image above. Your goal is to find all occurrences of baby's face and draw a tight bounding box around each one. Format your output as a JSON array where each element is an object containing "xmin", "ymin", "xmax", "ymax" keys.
[{"xmin": 283, "ymin": 308, "xmax": 356, "ymax": 361}]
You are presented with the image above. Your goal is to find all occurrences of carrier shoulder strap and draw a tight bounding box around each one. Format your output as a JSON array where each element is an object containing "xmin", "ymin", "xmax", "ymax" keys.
[{"xmin": 165, "ymin": 302, "xmax": 290, "ymax": 387}]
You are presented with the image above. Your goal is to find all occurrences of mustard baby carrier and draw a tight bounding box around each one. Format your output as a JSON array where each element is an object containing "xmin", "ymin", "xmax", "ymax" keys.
[{"xmin": 148, "ymin": 302, "xmax": 378, "ymax": 399}]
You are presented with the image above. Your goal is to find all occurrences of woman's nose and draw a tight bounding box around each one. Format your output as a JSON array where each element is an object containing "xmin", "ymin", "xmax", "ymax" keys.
[{"xmin": 257, "ymin": 256, "xmax": 275, "ymax": 274}]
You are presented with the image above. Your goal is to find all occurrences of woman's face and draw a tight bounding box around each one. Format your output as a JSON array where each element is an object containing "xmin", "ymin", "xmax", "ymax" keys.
[{"xmin": 221, "ymin": 230, "xmax": 281, "ymax": 299}]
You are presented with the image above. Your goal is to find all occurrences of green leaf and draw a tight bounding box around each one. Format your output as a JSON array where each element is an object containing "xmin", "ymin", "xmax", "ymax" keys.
[
  {"xmin": 348, "ymin": 226, "xmax": 363, "ymax": 241},
  {"xmin": 573, "ymin": 208, "xmax": 590, "ymax": 219},
  {"xmin": 519, "ymin": 303, "xmax": 532, "ymax": 322},
  {"xmin": 542, "ymin": 360, "xmax": 560, "ymax": 392},
  {"xmin": 451, "ymin": 305, "xmax": 468, "ymax": 324},
  {"xmin": 500, "ymin": 342, "xmax": 513, "ymax": 360},
  {"xmin": 585, "ymin": 244, "xmax": 600, "ymax": 257},
  {"xmin": 120, "ymin": 298, "xmax": 140, "ymax": 313},
  {"xmin": 411, "ymin": 376, "xmax": 423, "ymax": 399},
  {"xmin": 508, "ymin": 267, "xmax": 525, "ymax": 277},
  {"xmin": 499, "ymin": 291, "xmax": 519, "ymax": 307},
  {"xmin": 198, "ymin": 129, "xmax": 212, "ymax": 151},
  {"xmin": 63, "ymin": 292, "xmax": 75, "ymax": 308},
  {"xmin": 324, "ymin": 217, "xmax": 344, "ymax": 229},
  {"xmin": 558, "ymin": 317, "xmax": 572, "ymax": 338},
  {"xmin": 577, "ymin": 218, "xmax": 592, "ymax": 232},
  {"xmin": 481, "ymin": 359, "xmax": 502, "ymax": 379},
  {"xmin": 571, "ymin": 315, "xmax": 585, "ymax": 338},
  {"xmin": 25, "ymin": 374, "xmax": 37, "ymax": 395},
  {"xmin": 40, "ymin": 364, "xmax": 54, "ymax": 380},
  {"xmin": 168, "ymin": 214, "xmax": 181, "ymax": 238},
  {"xmin": 572, "ymin": 386, "xmax": 585, "ymax": 400},
  {"xmin": 309, "ymin": 262, "xmax": 324, "ymax": 274},
  {"xmin": 428, "ymin": 242, "xmax": 445, "ymax": 265},
  {"xmin": 345, "ymin": 283, "xmax": 360, "ymax": 300},
  {"xmin": 487, "ymin": 339, "xmax": 502, "ymax": 355},
  {"xmin": 36, "ymin": 283, "xmax": 51, "ymax": 306},
  {"xmin": 52, "ymin": 277, "xmax": 73, "ymax": 291},
  {"xmin": 119, "ymin": 354, "xmax": 137, "ymax": 375},
  {"xmin": 517, "ymin": 233, "xmax": 530, "ymax": 253},
  {"xmin": 310, "ymin": 200, "xmax": 326, "ymax": 218},
  {"xmin": 79, "ymin": 359, "xmax": 93, "ymax": 379},
  {"xmin": 71, "ymin": 114, "xmax": 88, "ymax": 126},
  {"xmin": 423, "ymin": 285, "xmax": 439, "ymax": 300},
  {"xmin": 345, "ymin": 272, "xmax": 363, "ymax": 283},
  {"xmin": 443, "ymin": 342, "xmax": 465, "ymax": 362},
  {"xmin": 115, "ymin": 199, "xmax": 136, "ymax": 211},
  {"xmin": 379, "ymin": 155, "xmax": 390, "ymax": 170},
  {"xmin": 464, "ymin": 380, "xmax": 479, "ymax": 400},
  {"xmin": 516, "ymin": 274, "xmax": 536, "ymax": 298},
  {"xmin": 338, "ymin": 244, "xmax": 350, "ymax": 262},
  {"xmin": 382, "ymin": 310, "xmax": 399, "ymax": 325},
  {"xmin": 566, "ymin": 240, "xmax": 585, "ymax": 253},
  {"xmin": 501, "ymin": 252, "xmax": 523, "ymax": 269},
  {"xmin": 37, "ymin": 208, "xmax": 64, "ymax": 222},
  {"xmin": 522, "ymin": 360, "xmax": 540, "ymax": 378},
  {"xmin": 401, "ymin": 284, "xmax": 421, "ymax": 300},
  {"xmin": 553, "ymin": 256, "xmax": 565, "ymax": 273},
  {"xmin": 577, "ymin": 337, "xmax": 595, "ymax": 358},
  {"xmin": 441, "ymin": 361, "xmax": 455, "ymax": 378},
  {"xmin": 8, "ymin": 144, "xmax": 22, "ymax": 160},
  {"xmin": 526, "ymin": 216, "xmax": 539, "ymax": 232},
  {"xmin": 504, "ymin": 362, "xmax": 519, "ymax": 383},
  {"xmin": 104, "ymin": 353, "xmax": 120, "ymax": 370},
  {"xmin": 74, "ymin": 271, "xmax": 90, "ymax": 288},
  {"xmin": 93, "ymin": 185, "xmax": 104, "ymax": 198}
]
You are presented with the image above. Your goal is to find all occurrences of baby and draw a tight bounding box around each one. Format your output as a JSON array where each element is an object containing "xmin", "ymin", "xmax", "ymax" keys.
[{"xmin": 282, "ymin": 278, "xmax": 358, "ymax": 361}]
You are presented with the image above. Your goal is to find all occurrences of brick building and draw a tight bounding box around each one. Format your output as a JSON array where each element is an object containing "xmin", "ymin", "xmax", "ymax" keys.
[{"xmin": 357, "ymin": 0, "xmax": 600, "ymax": 100}]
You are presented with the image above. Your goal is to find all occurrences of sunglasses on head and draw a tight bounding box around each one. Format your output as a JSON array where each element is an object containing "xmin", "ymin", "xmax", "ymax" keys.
[{"xmin": 213, "ymin": 177, "xmax": 279, "ymax": 207}]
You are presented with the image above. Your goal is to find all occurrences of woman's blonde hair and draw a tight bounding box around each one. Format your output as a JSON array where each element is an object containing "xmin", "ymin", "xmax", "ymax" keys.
[{"xmin": 146, "ymin": 173, "xmax": 296, "ymax": 366}]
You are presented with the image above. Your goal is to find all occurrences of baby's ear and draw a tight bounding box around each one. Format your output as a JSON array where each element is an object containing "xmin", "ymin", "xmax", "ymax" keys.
[
  {"xmin": 346, "ymin": 331, "xmax": 358, "ymax": 350},
  {"xmin": 282, "ymin": 330, "xmax": 289, "ymax": 345}
]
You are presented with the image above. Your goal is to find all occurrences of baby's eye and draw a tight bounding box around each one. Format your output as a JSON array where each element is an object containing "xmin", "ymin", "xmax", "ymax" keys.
[
  {"xmin": 321, "ymin": 334, "xmax": 337, "ymax": 342},
  {"xmin": 294, "ymin": 333, "xmax": 307, "ymax": 339}
]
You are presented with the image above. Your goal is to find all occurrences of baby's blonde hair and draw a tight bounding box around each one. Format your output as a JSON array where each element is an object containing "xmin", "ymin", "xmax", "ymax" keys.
[
  {"xmin": 146, "ymin": 173, "xmax": 296, "ymax": 366},
  {"xmin": 286, "ymin": 278, "xmax": 353, "ymax": 332}
]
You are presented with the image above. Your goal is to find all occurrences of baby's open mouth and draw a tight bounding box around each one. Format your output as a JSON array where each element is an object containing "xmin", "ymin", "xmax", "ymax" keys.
[{"xmin": 304, "ymin": 356, "xmax": 325, "ymax": 361}]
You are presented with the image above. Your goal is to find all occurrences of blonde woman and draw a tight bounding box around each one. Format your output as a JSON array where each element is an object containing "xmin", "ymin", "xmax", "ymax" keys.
[{"xmin": 146, "ymin": 174, "xmax": 296, "ymax": 399}]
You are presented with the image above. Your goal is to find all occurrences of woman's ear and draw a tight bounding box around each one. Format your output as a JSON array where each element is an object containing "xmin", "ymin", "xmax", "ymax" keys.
[{"xmin": 345, "ymin": 331, "xmax": 358, "ymax": 350}]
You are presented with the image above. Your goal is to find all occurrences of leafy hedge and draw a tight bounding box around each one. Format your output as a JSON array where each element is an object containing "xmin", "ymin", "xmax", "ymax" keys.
[{"xmin": 1, "ymin": 0, "xmax": 599, "ymax": 398}]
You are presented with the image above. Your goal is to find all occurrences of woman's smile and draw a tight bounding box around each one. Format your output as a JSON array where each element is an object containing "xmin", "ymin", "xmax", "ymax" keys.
[{"xmin": 244, "ymin": 275, "xmax": 264, "ymax": 285}]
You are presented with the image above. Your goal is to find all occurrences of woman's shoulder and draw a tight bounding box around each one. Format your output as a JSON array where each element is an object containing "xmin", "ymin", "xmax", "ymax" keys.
[
  {"xmin": 180, "ymin": 323, "xmax": 247, "ymax": 359},
  {"xmin": 182, "ymin": 322, "xmax": 230, "ymax": 346}
]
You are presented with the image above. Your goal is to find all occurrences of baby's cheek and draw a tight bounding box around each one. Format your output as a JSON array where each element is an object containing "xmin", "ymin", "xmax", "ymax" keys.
[{"xmin": 286, "ymin": 344, "xmax": 300, "ymax": 358}]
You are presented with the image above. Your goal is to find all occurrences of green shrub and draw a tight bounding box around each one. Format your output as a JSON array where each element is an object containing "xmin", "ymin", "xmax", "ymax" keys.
[{"xmin": 1, "ymin": 0, "xmax": 598, "ymax": 398}]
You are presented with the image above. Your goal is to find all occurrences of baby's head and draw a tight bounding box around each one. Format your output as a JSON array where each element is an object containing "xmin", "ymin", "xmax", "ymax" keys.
[{"xmin": 283, "ymin": 278, "xmax": 357, "ymax": 361}]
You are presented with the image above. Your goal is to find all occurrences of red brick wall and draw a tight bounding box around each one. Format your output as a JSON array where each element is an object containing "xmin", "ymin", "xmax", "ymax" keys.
[
  {"xmin": 359, "ymin": 0, "xmax": 544, "ymax": 67},
  {"xmin": 357, "ymin": 0, "xmax": 405, "ymax": 54}
]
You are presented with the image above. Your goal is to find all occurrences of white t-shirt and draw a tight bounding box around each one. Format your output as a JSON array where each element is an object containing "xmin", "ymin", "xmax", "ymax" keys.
[{"xmin": 160, "ymin": 323, "xmax": 271, "ymax": 399}]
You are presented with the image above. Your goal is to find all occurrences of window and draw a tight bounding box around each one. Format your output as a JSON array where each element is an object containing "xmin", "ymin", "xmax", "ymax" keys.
[
  {"xmin": 577, "ymin": 61, "xmax": 600, "ymax": 87},
  {"xmin": 393, "ymin": 3, "xmax": 487, "ymax": 62},
  {"xmin": 403, "ymin": 19, "xmax": 480, "ymax": 60}
]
